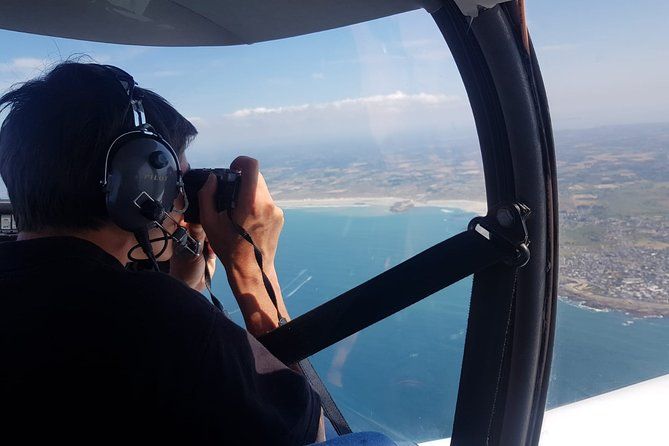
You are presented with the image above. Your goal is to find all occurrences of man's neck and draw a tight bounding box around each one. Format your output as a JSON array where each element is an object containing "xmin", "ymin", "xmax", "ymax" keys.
[{"xmin": 17, "ymin": 226, "xmax": 134, "ymax": 265}]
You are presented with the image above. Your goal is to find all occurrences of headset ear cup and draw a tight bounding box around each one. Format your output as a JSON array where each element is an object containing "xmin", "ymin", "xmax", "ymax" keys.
[
  {"xmin": 103, "ymin": 131, "xmax": 181, "ymax": 233},
  {"xmin": 100, "ymin": 66, "xmax": 182, "ymax": 235}
]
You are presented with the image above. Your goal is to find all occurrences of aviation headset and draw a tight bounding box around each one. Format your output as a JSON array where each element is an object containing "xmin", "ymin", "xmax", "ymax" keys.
[
  {"xmin": 99, "ymin": 65, "xmax": 283, "ymax": 322},
  {"xmin": 99, "ymin": 65, "xmax": 196, "ymax": 265}
]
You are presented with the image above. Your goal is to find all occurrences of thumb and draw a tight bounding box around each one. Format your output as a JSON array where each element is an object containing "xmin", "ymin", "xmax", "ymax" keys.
[{"xmin": 197, "ymin": 173, "xmax": 218, "ymax": 226}]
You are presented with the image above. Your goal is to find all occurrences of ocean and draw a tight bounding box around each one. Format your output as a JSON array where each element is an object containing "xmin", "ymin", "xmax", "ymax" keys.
[{"xmin": 210, "ymin": 206, "xmax": 669, "ymax": 443}]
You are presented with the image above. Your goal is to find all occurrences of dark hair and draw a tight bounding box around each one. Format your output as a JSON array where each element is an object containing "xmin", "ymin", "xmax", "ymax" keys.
[{"xmin": 0, "ymin": 61, "xmax": 197, "ymax": 231}]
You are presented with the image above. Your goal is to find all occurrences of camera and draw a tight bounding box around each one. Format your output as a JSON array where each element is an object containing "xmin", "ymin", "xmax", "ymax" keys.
[{"xmin": 183, "ymin": 168, "xmax": 241, "ymax": 223}]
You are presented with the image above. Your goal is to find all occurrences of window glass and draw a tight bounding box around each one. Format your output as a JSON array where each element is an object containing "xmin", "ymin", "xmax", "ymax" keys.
[
  {"xmin": 203, "ymin": 12, "xmax": 485, "ymax": 442},
  {"xmin": 0, "ymin": 9, "xmax": 484, "ymax": 443},
  {"xmin": 528, "ymin": 0, "xmax": 669, "ymax": 413}
]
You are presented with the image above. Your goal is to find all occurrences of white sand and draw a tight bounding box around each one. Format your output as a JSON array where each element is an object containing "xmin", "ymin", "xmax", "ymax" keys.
[{"xmin": 275, "ymin": 197, "xmax": 487, "ymax": 215}]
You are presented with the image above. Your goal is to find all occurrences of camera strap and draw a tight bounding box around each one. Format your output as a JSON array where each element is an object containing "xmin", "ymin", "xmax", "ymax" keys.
[
  {"xmin": 224, "ymin": 209, "xmax": 352, "ymax": 434},
  {"xmin": 204, "ymin": 255, "xmax": 229, "ymax": 318},
  {"xmin": 225, "ymin": 212, "xmax": 352, "ymax": 434}
]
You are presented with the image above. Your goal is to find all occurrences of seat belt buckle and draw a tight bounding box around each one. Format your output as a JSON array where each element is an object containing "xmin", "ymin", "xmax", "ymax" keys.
[{"xmin": 468, "ymin": 202, "xmax": 531, "ymax": 267}]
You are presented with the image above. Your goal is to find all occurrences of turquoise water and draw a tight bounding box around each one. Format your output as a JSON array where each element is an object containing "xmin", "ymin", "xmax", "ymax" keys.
[{"xmin": 211, "ymin": 207, "xmax": 669, "ymax": 443}]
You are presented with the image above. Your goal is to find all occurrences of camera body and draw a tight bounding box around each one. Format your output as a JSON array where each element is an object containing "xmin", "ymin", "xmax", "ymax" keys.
[{"xmin": 183, "ymin": 168, "xmax": 241, "ymax": 223}]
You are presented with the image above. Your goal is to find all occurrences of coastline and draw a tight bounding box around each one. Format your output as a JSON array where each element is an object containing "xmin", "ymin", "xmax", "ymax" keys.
[
  {"xmin": 560, "ymin": 277, "xmax": 669, "ymax": 318},
  {"xmin": 276, "ymin": 196, "xmax": 488, "ymax": 215},
  {"xmin": 274, "ymin": 196, "xmax": 667, "ymax": 318}
]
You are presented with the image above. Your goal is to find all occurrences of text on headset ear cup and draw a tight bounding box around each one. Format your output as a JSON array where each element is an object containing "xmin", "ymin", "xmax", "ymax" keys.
[{"xmin": 105, "ymin": 132, "xmax": 180, "ymax": 233}]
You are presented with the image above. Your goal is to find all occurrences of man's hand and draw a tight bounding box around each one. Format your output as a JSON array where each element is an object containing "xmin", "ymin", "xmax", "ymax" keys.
[
  {"xmin": 198, "ymin": 156, "xmax": 289, "ymax": 336},
  {"xmin": 199, "ymin": 156, "xmax": 284, "ymax": 268},
  {"xmin": 169, "ymin": 223, "xmax": 217, "ymax": 292}
]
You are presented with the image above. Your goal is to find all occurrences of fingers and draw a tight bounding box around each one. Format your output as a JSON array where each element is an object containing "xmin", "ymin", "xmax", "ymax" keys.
[
  {"xmin": 197, "ymin": 173, "xmax": 218, "ymax": 227},
  {"xmin": 230, "ymin": 155, "xmax": 258, "ymax": 174},
  {"xmin": 230, "ymin": 156, "xmax": 259, "ymax": 211}
]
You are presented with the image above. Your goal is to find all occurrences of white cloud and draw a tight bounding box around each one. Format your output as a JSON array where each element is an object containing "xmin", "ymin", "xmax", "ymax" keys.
[
  {"xmin": 229, "ymin": 103, "xmax": 311, "ymax": 118},
  {"xmin": 0, "ymin": 57, "xmax": 53, "ymax": 94},
  {"xmin": 183, "ymin": 90, "xmax": 473, "ymax": 163},
  {"xmin": 0, "ymin": 49, "xmax": 150, "ymax": 90},
  {"xmin": 0, "ymin": 57, "xmax": 51, "ymax": 74},
  {"xmin": 226, "ymin": 91, "xmax": 460, "ymax": 119},
  {"xmin": 330, "ymin": 91, "xmax": 457, "ymax": 107}
]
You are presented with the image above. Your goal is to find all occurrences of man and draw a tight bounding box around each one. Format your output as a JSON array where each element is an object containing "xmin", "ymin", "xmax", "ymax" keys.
[{"xmin": 0, "ymin": 62, "xmax": 323, "ymax": 444}]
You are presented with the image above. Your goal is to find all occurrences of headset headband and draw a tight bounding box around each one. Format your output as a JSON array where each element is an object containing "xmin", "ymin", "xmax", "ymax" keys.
[{"xmin": 103, "ymin": 65, "xmax": 146, "ymax": 128}]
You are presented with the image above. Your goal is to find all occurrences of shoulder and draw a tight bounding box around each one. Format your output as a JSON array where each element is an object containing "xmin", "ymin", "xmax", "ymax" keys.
[
  {"xmin": 94, "ymin": 267, "xmax": 224, "ymax": 344},
  {"xmin": 114, "ymin": 266, "xmax": 203, "ymax": 301},
  {"xmin": 123, "ymin": 267, "xmax": 204, "ymax": 298},
  {"xmin": 124, "ymin": 268, "xmax": 218, "ymax": 317}
]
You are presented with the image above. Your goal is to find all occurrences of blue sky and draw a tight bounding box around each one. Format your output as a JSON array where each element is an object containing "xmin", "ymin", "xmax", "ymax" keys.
[{"xmin": 0, "ymin": 0, "xmax": 668, "ymax": 168}]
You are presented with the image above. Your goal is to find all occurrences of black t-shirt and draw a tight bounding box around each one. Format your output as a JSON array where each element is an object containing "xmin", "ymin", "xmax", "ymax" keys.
[{"xmin": 0, "ymin": 236, "xmax": 321, "ymax": 445}]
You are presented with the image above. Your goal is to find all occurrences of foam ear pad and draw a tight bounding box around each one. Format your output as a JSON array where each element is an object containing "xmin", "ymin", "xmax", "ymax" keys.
[{"xmin": 104, "ymin": 132, "xmax": 180, "ymax": 232}]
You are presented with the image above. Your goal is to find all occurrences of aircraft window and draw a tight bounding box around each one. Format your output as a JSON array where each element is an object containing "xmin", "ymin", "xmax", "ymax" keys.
[
  {"xmin": 3, "ymin": 2, "xmax": 668, "ymax": 444},
  {"xmin": 527, "ymin": 0, "xmax": 669, "ymax": 429},
  {"xmin": 0, "ymin": 9, "xmax": 482, "ymax": 442}
]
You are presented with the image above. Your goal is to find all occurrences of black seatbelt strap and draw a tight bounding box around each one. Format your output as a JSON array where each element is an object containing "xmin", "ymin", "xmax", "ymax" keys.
[
  {"xmin": 258, "ymin": 229, "xmax": 514, "ymax": 365},
  {"xmin": 448, "ymin": 203, "xmax": 531, "ymax": 445},
  {"xmin": 450, "ymin": 264, "xmax": 517, "ymax": 445},
  {"xmin": 258, "ymin": 203, "xmax": 530, "ymax": 367}
]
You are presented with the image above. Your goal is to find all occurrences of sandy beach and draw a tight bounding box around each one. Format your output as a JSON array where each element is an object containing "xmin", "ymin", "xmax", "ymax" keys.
[
  {"xmin": 276, "ymin": 196, "xmax": 488, "ymax": 215},
  {"xmin": 560, "ymin": 277, "xmax": 669, "ymax": 318}
]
